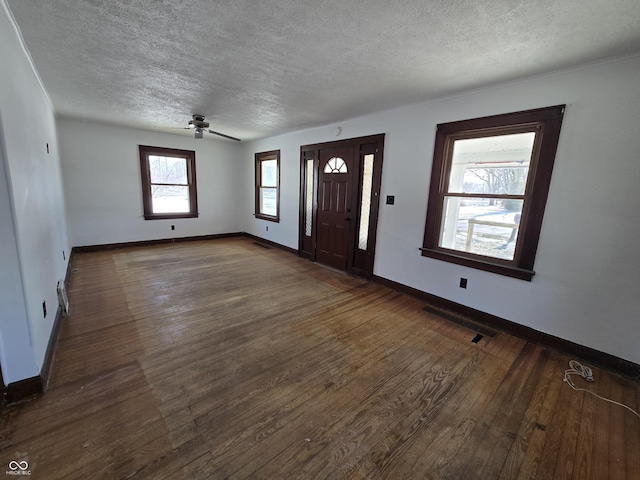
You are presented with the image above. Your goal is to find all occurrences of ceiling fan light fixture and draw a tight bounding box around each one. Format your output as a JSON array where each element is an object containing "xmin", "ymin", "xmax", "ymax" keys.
[{"xmin": 194, "ymin": 128, "xmax": 204, "ymax": 139}]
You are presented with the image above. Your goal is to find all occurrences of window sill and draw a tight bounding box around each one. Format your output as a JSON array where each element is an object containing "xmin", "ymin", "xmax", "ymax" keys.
[
  {"xmin": 419, "ymin": 247, "xmax": 534, "ymax": 281},
  {"xmin": 144, "ymin": 213, "xmax": 199, "ymax": 220},
  {"xmin": 254, "ymin": 213, "xmax": 280, "ymax": 223}
]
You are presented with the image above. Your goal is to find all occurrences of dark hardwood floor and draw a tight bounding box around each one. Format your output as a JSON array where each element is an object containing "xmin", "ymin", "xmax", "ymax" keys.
[{"xmin": 1, "ymin": 238, "xmax": 638, "ymax": 479}]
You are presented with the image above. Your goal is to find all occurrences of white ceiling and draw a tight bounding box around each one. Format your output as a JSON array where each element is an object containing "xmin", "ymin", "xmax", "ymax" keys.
[{"xmin": 6, "ymin": 0, "xmax": 640, "ymax": 141}]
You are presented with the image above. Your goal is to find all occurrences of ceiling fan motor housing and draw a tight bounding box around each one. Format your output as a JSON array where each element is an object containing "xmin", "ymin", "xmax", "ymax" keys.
[
  {"xmin": 184, "ymin": 114, "xmax": 241, "ymax": 141},
  {"xmin": 188, "ymin": 114, "xmax": 209, "ymax": 129}
]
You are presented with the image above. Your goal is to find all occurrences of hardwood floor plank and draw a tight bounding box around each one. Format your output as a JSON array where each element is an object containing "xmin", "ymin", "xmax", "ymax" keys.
[
  {"xmin": 532, "ymin": 360, "xmax": 575, "ymax": 480},
  {"xmin": 293, "ymin": 346, "xmax": 475, "ymax": 479},
  {"xmin": 608, "ymin": 377, "xmax": 627, "ymax": 480},
  {"xmin": 551, "ymin": 385, "xmax": 585, "ymax": 479},
  {"xmin": 398, "ymin": 338, "xmax": 518, "ymax": 479},
  {"xmin": 497, "ymin": 351, "xmax": 565, "ymax": 480},
  {"xmin": 0, "ymin": 238, "xmax": 637, "ymax": 479},
  {"xmin": 624, "ymin": 385, "xmax": 640, "ymax": 480},
  {"xmin": 510, "ymin": 352, "xmax": 566, "ymax": 480},
  {"xmin": 116, "ymin": 287, "xmax": 440, "ymax": 478},
  {"xmin": 341, "ymin": 350, "xmax": 486, "ymax": 479},
  {"xmin": 444, "ymin": 345, "xmax": 547, "ymax": 479},
  {"xmin": 590, "ymin": 367, "xmax": 611, "ymax": 480},
  {"xmin": 196, "ymin": 316, "xmax": 454, "ymax": 478}
]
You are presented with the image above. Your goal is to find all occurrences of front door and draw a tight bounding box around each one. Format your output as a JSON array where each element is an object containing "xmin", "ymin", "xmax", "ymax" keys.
[
  {"xmin": 299, "ymin": 134, "xmax": 385, "ymax": 278},
  {"xmin": 315, "ymin": 147, "xmax": 355, "ymax": 270}
]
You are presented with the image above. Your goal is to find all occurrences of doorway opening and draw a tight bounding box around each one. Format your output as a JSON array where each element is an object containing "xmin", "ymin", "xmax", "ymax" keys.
[{"xmin": 299, "ymin": 134, "xmax": 384, "ymax": 279}]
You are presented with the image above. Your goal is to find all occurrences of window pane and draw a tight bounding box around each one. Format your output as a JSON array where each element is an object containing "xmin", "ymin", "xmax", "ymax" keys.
[
  {"xmin": 357, "ymin": 154, "xmax": 374, "ymax": 250},
  {"xmin": 448, "ymin": 132, "xmax": 535, "ymax": 195},
  {"xmin": 149, "ymin": 155, "xmax": 188, "ymax": 185},
  {"xmin": 260, "ymin": 187, "xmax": 277, "ymax": 216},
  {"xmin": 151, "ymin": 185, "xmax": 190, "ymax": 213},
  {"xmin": 305, "ymin": 159, "xmax": 314, "ymax": 237},
  {"xmin": 261, "ymin": 159, "xmax": 278, "ymax": 187},
  {"xmin": 324, "ymin": 157, "xmax": 348, "ymax": 174},
  {"xmin": 439, "ymin": 197, "xmax": 523, "ymax": 261}
]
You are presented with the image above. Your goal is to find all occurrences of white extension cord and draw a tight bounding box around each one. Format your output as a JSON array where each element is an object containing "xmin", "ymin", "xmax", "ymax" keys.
[{"xmin": 563, "ymin": 360, "xmax": 640, "ymax": 419}]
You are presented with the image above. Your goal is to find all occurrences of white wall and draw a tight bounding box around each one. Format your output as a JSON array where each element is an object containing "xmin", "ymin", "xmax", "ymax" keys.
[
  {"xmin": 0, "ymin": 4, "xmax": 71, "ymax": 383},
  {"xmin": 58, "ymin": 119, "xmax": 243, "ymax": 247},
  {"xmin": 242, "ymin": 54, "xmax": 640, "ymax": 365}
]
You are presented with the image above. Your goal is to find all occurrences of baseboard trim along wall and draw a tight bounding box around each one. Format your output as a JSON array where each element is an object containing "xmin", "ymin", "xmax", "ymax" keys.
[
  {"xmin": 4, "ymin": 255, "xmax": 72, "ymax": 405},
  {"xmin": 4, "ymin": 304, "xmax": 63, "ymax": 404},
  {"xmin": 241, "ymin": 233, "xmax": 298, "ymax": 255},
  {"xmin": 242, "ymin": 234, "xmax": 640, "ymax": 378},
  {"xmin": 72, "ymin": 232, "xmax": 243, "ymax": 252},
  {"xmin": 373, "ymin": 275, "xmax": 640, "ymax": 380}
]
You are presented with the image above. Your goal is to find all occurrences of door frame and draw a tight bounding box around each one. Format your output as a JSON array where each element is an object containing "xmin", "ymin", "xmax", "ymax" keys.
[{"xmin": 298, "ymin": 133, "xmax": 385, "ymax": 279}]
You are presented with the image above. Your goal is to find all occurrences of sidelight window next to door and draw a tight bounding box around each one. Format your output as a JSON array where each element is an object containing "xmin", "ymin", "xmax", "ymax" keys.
[
  {"xmin": 299, "ymin": 134, "xmax": 385, "ymax": 279},
  {"xmin": 357, "ymin": 153, "xmax": 374, "ymax": 251}
]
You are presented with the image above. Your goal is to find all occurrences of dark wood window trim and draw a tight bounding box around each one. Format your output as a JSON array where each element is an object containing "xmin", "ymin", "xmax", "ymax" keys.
[
  {"xmin": 421, "ymin": 105, "xmax": 565, "ymax": 281},
  {"xmin": 139, "ymin": 145, "xmax": 198, "ymax": 220},
  {"xmin": 254, "ymin": 150, "xmax": 280, "ymax": 223}
]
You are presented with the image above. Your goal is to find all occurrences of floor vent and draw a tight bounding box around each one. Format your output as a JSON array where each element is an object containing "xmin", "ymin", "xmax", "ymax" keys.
[
  {"xmin": 253, "ymin": 242, "xmax": 271, "ymax": 249},
  {"xmin": 422, "ymin": 305, "xmax": 496, "ymax": 338},
  {"xmin": 471, "ymin": 334, "xmax": 484, "ymax": 344}
]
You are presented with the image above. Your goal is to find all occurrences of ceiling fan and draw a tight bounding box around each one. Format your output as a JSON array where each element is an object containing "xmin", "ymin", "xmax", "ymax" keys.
[{"xmin": 186, "ymin": 114, "xmax": 241, "ymax": 142}]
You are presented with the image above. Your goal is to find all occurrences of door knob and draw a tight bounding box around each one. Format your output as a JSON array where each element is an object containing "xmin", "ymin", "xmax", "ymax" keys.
[{"xmin": 345, "ymin": 217, "xmax": 352, "ymax": 221}]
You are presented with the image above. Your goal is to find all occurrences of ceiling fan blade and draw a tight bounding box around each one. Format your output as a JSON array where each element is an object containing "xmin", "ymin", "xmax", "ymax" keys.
[{"xmin": 208, "ymin": 130, "xmax": 241, "ymax": 142}]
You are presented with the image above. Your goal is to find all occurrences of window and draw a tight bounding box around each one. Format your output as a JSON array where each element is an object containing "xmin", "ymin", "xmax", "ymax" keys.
[
  {"xmin": 139, "ymin": 145, "xmax": 198, "ymax": 220},
  {"xmin": 324, "ymin": 156, "xmax": 348, "ymax": 173},
  {"xmin": 357, "ymin": 153, "xmax": 374, "ymax": 250},
  {"xmin": 255, "ymin": 150, "xmax": 280, "ymax": 222},
  {"xmin": 421, "ymin": 105, "xmax": 565, "ymax": 280}
]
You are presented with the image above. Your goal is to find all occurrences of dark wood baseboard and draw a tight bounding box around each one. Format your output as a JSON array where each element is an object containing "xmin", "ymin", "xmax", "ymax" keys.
[
  {"xmin": 4, "ymin": 376, "xmax": 43, "ymax": 405},
  {"xmin": 41, "ymin": 304, "xmax": 64, "ymax": 391},
  {"xmin": 4, "ymin": 303, "xmax": 64, "ymax": 405},
  {"xmin": 242, "ymin": 233, "xmax": 298, "ymax": 256},
  {"xmin": 72, "ymin": 232, "xmax": 243, "ymax": 253},
  {"xmin": 3, "ymin": 253, "xmax": 73, "ymax": 405},
  {"xmin": 65, "ymin": 249, "xmax": 74, "ymax": 288},
  {"xmin": 373, "ymin": 275, "xmax": 640, "ymax": 380},
  {"xmin": 72, "ymin": 232, "xmax": 298, "ymax": 256}
]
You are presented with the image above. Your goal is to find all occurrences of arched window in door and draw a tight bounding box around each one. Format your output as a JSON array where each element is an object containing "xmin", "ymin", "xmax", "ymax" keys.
[{"xmin": 323, "ymin": 157, "xmax": 348, "ymax": 174}]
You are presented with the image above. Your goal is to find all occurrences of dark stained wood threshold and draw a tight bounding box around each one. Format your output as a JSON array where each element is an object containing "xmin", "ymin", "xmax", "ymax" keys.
[{"xmin": 373, "ymin": 274, "xmax": 640, "ymax": 380}]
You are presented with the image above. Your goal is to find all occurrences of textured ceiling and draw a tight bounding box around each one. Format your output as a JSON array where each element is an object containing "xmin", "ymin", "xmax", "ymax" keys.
[{"xmin": 6, "ymin": 0, "xmax": 640, "ymax": 141}]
